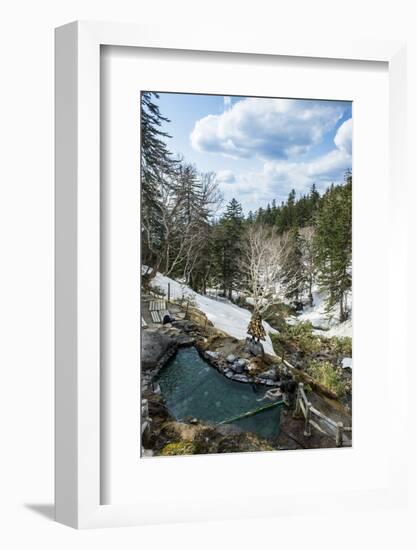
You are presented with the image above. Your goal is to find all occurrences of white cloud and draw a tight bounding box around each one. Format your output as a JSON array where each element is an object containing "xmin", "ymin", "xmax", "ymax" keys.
[
  {"xmin": 263, "ymin": 118, "xmax": 352, "ymax": 192},
  {"xmin": 334, "ymin": 117, "xmax": 352, "ymax": 155},
  {"xmin": 216, "ymin": 118, "xmax": 352, "ymax": 214},
  {"xmin": 217, "ymin": 172, "xmax": 275, "ymax": 214},
  {"xmin": 191, "ymin": 97, "xmax": 345, "ymax": 160},
  {"xmin": 223, "ymin": 96, "xmax": 231, "ymax": 109},
  {"xmin": 215, "ymin": 170, "xmax": 236, "ymax": 184}
]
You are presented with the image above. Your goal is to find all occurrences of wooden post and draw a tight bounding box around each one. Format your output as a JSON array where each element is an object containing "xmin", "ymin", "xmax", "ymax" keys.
[
  {"xmin": 304, "ymin": 402, "xmax": 312, "ymax": 437},
  {"xmin": 293, "ymin": 382, "xmax": 302, "ymax": 418},
  {"xmin": 168, "ymin": 282, "xmax": 171, "ymax": 303},
  {"xmin": 336, "ymin": 422, "xmax": 344, "ymax": 447}
]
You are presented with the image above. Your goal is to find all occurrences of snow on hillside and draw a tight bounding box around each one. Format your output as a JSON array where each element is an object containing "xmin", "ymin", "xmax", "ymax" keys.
[
  {"xmin": 293, "ymin": 289, "xmax": 352, "ymax": 338},
  {"xmin": 149, "ymin": 272, "xmax": 278, "ymax": 355}
]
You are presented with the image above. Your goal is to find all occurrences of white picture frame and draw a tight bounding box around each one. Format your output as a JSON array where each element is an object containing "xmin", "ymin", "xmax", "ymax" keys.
[{"xmin": 55, "ymin": 21, "xmax": 407, "ymax": 529}]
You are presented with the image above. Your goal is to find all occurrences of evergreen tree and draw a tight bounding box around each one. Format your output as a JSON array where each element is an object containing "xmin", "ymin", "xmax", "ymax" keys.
[
  {"xmin": 314, "ymin": 174, "xmax": 352, "ymax": 321},
  {"xmin": 216, "ymin": 198, "xmax": 244, "ymax": 299},
  {"xmin": 310, "ymin": 183, "xmax": 320, "ymax": 210},
  {"xmin": 140, "ymin": 92, "xmax": 176, "ymax": 207},
  {"xmin": 141, "ymin": 92, "xmax": 178, "ymax": 271},
  {"xmin": 281, "ymin": 226, "xmax": 305, "ymax": 303}
]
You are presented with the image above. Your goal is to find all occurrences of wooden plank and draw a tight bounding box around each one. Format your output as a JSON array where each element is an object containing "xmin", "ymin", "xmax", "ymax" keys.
[
  {"xmin": 150, "ymin": 311, "xmax": 161, "ymax": 323},
  {"xmin": 149, "ymin": 299, "xmax": 166, "ymax": 311},
  {"xmin": 299, "ymin": 386, "xmax": 308, "ymax": 404},
  {"xmin": 309, "ymin": 405, "xmax": 338, "ymax": 428},
  {"xmin": 282, "ymin": 359, "xmax": 339, "ymax": 400},
  {"xmin": 309, "ymin": 419, "xmax": 329, "ymax": 435},
  {"xmin": 217, "ymin": 399, "xmax": 283, "ymax": 425}
]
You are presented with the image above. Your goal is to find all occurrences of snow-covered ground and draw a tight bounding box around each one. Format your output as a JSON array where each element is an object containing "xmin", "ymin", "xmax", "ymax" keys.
[
  {"xmin": 292, "ymin": 289, "xmax": 352, "ymax": 338},
  {"xmin": 145, "ymin": 269, "xmax": 351, "ymax": 357},
  {"xmin": 149, "ymin": 272, "xmax": 278, "ymax": 355}
]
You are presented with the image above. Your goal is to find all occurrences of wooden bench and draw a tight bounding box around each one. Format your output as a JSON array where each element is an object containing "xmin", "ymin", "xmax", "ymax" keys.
[
  {"xmin": 150, "ymin": 310, "xmax": 162, "ymax": 324},
  {"xmin": 149, "ymin": 300, "xmax": 166, "ymax": 311}
]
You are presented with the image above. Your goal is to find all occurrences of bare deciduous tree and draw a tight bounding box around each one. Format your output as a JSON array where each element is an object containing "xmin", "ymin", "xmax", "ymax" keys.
[
  {"xmin": 142, "ymin": 167, "xmax": 223, "ymax": 286},
  {"xmin": 239, "ymin": 224, "xmax": 289, "ymax": 314}
]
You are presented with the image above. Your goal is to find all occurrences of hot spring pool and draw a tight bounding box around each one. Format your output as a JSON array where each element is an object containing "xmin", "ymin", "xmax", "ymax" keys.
[{"xmin": 157, "ymin": 347, "xmax": 282, "ymax": 440}]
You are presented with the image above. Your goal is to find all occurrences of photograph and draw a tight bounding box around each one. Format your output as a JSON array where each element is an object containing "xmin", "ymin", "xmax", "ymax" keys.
[{"xmin": 140, "ymin": 91, "xmax": 352, "ymax": 457}]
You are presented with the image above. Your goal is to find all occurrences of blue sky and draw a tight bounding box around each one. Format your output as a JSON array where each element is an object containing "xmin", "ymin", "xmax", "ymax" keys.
[{"xmin": 154, "ymin": 92, "xmax": 352, "ymax": 214}]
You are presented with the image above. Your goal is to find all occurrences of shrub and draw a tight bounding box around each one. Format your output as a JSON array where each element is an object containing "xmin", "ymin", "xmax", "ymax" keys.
[
  {"xmin": 327, "ymin": 336, "xmax": 352, "ymax": 356},
  {"xmin": 306, "ymin": 360, "xmax": 347, "ymax": 398},
  {"xmin": 172, "ymin": 294, "xmax": 197, "ymax": 308},
  {"xmin": 159, "ymin": 441, "xmax": 197, "ymax": 456},
  {"xmin": 150, "ymin": 285, "xmax": 166, "ymax": 297},
  {"xmin": 286, "ymin": 321, "xmax": 314, "ymax": 337},
  {"xmin": 275, "ymin": 321, "xmax": 322, "ymax": 354}
]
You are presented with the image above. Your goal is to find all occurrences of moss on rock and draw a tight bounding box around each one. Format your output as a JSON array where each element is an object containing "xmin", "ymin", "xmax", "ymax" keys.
[{"xmin": 160, "ymin": 441, "xmax": 197, "ymax": 456}]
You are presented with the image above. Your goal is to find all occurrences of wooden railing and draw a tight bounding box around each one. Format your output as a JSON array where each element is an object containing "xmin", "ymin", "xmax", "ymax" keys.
[{"xmin": 293, "ymin": 382, "xmax": 352, "ymax": 447}]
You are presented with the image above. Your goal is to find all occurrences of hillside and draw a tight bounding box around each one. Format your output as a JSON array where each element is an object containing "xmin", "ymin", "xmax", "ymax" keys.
[{"xmin": 149, "ymin": 271, "xmax": 278, "ymax": 355}]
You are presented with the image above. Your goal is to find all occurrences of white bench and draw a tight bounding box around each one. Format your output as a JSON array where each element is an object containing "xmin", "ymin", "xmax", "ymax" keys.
[
  {"xmin": 149, "ymin": 300, "xmax": 166, "ymax": 311},
  {"xmin": 150, "ymin": 310, "xmax": 162, "ymax": 324}
]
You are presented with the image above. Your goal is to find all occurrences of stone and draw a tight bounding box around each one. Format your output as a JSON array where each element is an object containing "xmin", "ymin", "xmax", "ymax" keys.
[
  {"xmin": 232, "ymin": 374, "xmax": 251, "ymax": 383},
  {"xmin": 226, "ymin": 354, "xmax": 236, "ymax": 364},
  {"xmin": 141, "ymin": 329, "xmax": 177, "ymax": 371},
  {"xmin": 231, "ymin": 362, "xmax": 244, "ymax": 374},
  {"xmin": 205, "ymin": 350, "xmax": 219, "ymax": 359},
  {"xmin": 142, "ymin": 449, "xmax": 154, "ymax": 457},
  {"xmin": 259, "ymin": 368, "xmax": 278, "ymax": 381},
  {"xmin": 246, "ymin": 339, "xmax": 264, "ymax": 357}
]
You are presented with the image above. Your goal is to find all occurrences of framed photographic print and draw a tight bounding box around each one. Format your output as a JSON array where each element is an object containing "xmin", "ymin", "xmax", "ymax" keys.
[
  {"xmin": 55, "ymin": 21, "xmax": 408, "ymax": 528},
  {"xmin": 139, "ymin": 90, "xmax": 353, "ymax": 457}
]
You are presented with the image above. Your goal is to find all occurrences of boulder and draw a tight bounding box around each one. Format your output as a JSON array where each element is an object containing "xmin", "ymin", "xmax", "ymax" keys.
[
  {"xmin": 245, "ymin": 338, "xmax": 265, "ymax": 357},
  {"xmin": 141, "ymin": 329, "xmax": 177, "ymax": 371},
  {"xmin": 232, "ymin": 374, "xmax": 251, "ymax": 383},
  {"xmin": 231, "ymin": 362, "xmax": 245, "ymax": 374},
  {"xmin": 226, "ymin": 354, "xmax": 236, "ymax": 364},
  {"xmin": 259, "ymin": 368, "xmax": 278, "ymax": 381},
  {"xmin": 247, "ymin": 357, "xmax": 264, "ymax": 373}
]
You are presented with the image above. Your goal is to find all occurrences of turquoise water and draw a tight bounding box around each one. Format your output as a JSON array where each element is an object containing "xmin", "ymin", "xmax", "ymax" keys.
[{"xmin": 157, "ymin": 347, "xmax": 282, "ymax": 440}]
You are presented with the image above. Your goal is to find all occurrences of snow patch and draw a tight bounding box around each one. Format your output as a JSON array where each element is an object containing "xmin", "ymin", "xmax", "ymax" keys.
[
  {"xmin": 149, "ymin": 271, "xmax": 278, "ymax": 355},
  {"xmin": 341, "ymin": 357, "xmax": 352, "ymax": 369},
  {"xmin": 294, "ymin": 288, "xmax": 352, "ymax": 338}
]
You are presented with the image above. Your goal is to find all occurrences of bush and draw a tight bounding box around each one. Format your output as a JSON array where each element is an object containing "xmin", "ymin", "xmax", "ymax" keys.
[
  {"xmin": 285, "ymin": 321, "xmax": 314, "ymax": 337},
  {"xmin": 306, "ymin": 360, "xmax": 347, "ymax": 398},
  {"xmin": 150, "ymin": 285, "xmax": 166, "ymax": 297},
  {"xmin": 327, "ymin": 336, "xmax": 352, "ymax": 356},
  {"xmin": 172, "ymin": 294, "xmax": 197, "ymax": 308},
  {"xmin": 275, "ymin": 321, "xmax": 322, "ymax": 354},
  {"xmin": 159, "ymin": 441, "xmax": 197, "ymax": 456}
]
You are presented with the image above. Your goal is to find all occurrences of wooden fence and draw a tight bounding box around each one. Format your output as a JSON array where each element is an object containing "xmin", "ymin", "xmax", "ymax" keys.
[{"xmin": 293, "ymin": 382, "xmax": 352, "ymax": 447}]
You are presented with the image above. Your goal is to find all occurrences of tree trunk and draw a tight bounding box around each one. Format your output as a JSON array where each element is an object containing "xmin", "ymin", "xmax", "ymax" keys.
[
  {"xmin": 147, "ymin": 263, "xmax": 160, "ymax": 281},
  {"xmin": 308, "ymin": 278, "xmax": 313, "ymax": 307},
  {"xmin": 339, "ymin": 296, "xmax": 346, "ymax": 322}
]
